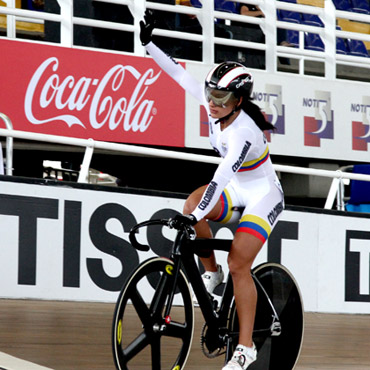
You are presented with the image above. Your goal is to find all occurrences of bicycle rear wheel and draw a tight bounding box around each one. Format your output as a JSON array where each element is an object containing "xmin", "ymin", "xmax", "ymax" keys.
[
  {"xmin": 228, "ymin": 262, "xmax": 304, "ymax": 370},
  {"xmin": 112, "ymin": 257, "xmax": 194, "ymax": 370}
]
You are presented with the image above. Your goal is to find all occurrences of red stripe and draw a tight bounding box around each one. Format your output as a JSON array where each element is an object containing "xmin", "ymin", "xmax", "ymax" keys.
[
  {"xmin": 215, "ymin": 195, "xmax": 225, "ymax": 221},
  {"xmin": 236, "ymin": 227, "xmax": 267, "ymax": 242},
  {"xmin": 239, "ymin": 152, "xmax": 269, "ymax": 172}
]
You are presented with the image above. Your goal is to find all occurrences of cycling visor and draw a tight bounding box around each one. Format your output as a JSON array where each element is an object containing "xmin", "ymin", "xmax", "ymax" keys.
[{"xmin": 205, "ymin": 87, "xmax": 236, "ymax": 107}]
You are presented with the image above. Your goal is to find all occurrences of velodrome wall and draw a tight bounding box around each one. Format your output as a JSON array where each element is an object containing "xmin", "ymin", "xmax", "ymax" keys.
[{"xmin": 1, "ymin": 176, "xmax": 370, "ymax": 315}]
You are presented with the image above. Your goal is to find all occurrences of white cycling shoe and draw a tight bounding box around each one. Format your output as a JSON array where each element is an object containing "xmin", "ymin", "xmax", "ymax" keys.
[
  {"xmin": 222, "ymin": 344, "xmax": 257, "ymax": 370},
  {"xmin": 202, "ymin": 264, "xmax": 224, "ymax": 294},
  {"xmin": 193, "ymin": 264, "xmax": 224, "ymax": 304}
]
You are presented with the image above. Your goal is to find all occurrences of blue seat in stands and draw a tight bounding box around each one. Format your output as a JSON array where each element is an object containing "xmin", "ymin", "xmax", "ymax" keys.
[
  {"xmin": 336, "ymin": 26, "xmax": 348, "ymax": 54},
  {"xmin": 279, "ymin": 9, "xmax": 302, "ymax": 23},
  {"xmin": 191, "ymin": 0, "xmax": 237, "ymax": 13},
  {"xmin": 287, "ymin": 30, "xmax": 299, "ymax": 47},
  {"xmin": 305, "ymin": 32, "xmax": 325, "ymax": 52},
  {"xmin": 190, "ymin": 0, "xmax": 202, "ymax": 8},
  {"xmin": 346, "ymin": 165, "xmax": 370, "ymax": 213},
  {"xmin": 351, "ymin": 0, "xmax": 370, "ymax": 14},
  {"xmin": 336, "ymin": 35, "xmax": 349, "ymax": 54},
  {"xmin": 348, "ymin": 39, "xmax": 369, "ymax": 57},
  {"xmin": 215, "ymin": 0, "xmax": 237, "ymax": 13},
  {"xmin": 302, "ymin": 14, "xmax": 325, "ymax": 52},
  {"xmin": 277, "ymin": 8, "xmax": 301, "ymax": 47},
  {"xmin": 301, "ymin": 13, "xmax": 324, "ymax": 27},
  {"xmin": 332, "ymin": 0, "xmax": 353, "ymax": 11}
]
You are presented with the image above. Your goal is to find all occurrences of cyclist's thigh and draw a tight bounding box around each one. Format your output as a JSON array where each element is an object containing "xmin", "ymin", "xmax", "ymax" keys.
[
  {"xmin": 237, "ymin": 184, "xmax": 284, "ymax": 244},
  {"xmin": 210, "ymin": 182, "xmax": 243, "ymax": 224}
]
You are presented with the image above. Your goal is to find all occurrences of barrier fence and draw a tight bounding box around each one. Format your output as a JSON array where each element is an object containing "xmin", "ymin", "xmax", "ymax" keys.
[
  {"xmin": 0, "ymin": 113, "xmax": 13, "ymax": 176},
  {"xmin": 1, "ymin": 0, "xmax": 370, "ymax": 79},
  {"xmin": 1, "ymin": 119, "xmax": 370, "ymax": 211}
]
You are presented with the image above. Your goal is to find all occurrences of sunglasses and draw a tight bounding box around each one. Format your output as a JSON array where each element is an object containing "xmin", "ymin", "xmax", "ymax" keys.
[{"xmin": 205, "ymin": 87, "xmax": 237, "ymax": 108}]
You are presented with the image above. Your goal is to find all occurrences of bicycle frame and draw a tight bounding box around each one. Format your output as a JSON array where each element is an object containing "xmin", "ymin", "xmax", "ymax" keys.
[
  {"xmin": 129, "ymin": 219, "xmax": 280, "ymax": 348},
  {"xmin": 181, "ymin": 237, "xmax": 281, "ymax": 341},
  {"xmin": 181, "ymin": 238, "xmax": 234, "ymax": 328}
]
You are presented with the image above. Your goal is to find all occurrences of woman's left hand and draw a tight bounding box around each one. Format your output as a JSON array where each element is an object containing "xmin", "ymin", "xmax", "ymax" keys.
[{"xmin": 140, "ymin": 9, "xmax": 156, "ymax": 46}]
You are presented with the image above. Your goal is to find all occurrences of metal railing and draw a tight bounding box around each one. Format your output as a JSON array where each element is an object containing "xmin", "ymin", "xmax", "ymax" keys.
[
  {"xmin": 0, "ymin": 141, "xmax": 2, "ymax": 175},
  {"xmin": 0, "ymin": 113, "xmax": 13, "ymax": 176},
  {"xmin": 1, "ymin": 0, "xmax": 370, "ymax": 80},
  {"xmin": 1, "ymin": 125, "xmax": 370, "ymax": 210}
]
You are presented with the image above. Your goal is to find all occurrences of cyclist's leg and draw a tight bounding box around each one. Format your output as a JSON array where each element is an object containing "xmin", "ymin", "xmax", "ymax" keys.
[
  {"xmin": 183, "ymin": 184, "xmax": 241, "ymax": 271},
  {"xmin": 228, "ymin": 231, "xmax": 264, "ymax": 348},
  {"xmin": 228, "ymin": 183, "xmax": 284, "ymax": 349}
]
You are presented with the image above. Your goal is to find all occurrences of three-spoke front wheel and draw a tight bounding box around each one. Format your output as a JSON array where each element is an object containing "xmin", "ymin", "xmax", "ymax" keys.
[{"xmin": 112, "ymin": 257, "xmax": 194, "ymax": 370}]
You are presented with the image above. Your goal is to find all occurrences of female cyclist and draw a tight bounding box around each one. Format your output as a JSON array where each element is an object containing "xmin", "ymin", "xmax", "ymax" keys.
[{"xmin": 140, "ymin": 10, "xmax": 284, "ymax": 370}]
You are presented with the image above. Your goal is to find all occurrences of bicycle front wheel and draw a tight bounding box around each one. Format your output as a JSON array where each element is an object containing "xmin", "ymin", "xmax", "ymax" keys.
[{"xmin": 112, "ymin": 257, "xmax": 194, "ymax": 370}]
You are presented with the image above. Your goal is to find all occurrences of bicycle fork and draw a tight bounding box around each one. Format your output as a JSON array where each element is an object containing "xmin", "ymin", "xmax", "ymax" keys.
[
  {"xmin": 162, "ymin": 231, "xmax": 189, "ymax": 320},
  {"xmin": 163, "ymin": 255, "xmax": 182, "ymax": 320},
  {"xmin": 253, "ymin": 274, "xmax": 281, "ymax": 337}
]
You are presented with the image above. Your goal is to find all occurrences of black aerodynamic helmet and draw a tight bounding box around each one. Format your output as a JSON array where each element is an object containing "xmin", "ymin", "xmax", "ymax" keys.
[{"xmin": 205, "ymin": 61, "xmax": 254, "ymax": 100}]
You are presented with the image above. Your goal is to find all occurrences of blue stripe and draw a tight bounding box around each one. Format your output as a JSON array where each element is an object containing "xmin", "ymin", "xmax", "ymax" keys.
[{"xmin": 238, "ymin": 221, "xmax": 269, "ymax": 240}]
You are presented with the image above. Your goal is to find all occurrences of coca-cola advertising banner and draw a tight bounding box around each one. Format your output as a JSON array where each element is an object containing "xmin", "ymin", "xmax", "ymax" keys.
[{"xmin": 0, "ymin": 39, "xmax": 185, "ymax": 147}]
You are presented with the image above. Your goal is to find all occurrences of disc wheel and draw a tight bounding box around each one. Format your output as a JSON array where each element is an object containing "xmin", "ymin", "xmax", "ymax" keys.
[
  {"xmin": 112, "ymin": 257, "xmax": 194, "ymax": 370},
  {"xmin": 228, "ymin": 263, "xmax": 304, "ymax": 370}
]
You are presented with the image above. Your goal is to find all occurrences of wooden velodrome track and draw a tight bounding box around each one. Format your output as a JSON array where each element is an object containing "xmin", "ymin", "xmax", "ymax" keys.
[{"xmin": 0, "ymin": 299, "xmax": 369, "ymax": 370}]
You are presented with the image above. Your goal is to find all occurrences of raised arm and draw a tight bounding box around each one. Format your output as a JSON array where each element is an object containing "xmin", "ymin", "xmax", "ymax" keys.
[{"xmin": 140, "ymin": 10, "xmax": 204, "ymax": 102}]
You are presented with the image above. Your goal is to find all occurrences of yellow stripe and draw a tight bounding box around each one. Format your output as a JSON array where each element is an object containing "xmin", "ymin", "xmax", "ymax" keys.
[
  {"xmin": 240, "ymin": 146, "xmax": 269, "ymax": 170},
  {"xmin": 239, "ymin": 214, "xmax": 272, "ymax": 235},
  {"xmin": 220, "ymin": 188, "xmax": 233, "ymax": 224}
]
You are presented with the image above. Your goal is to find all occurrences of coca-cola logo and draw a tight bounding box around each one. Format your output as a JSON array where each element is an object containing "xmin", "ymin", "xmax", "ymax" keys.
[{"xmin": 24, "ymin": 57, "xmax": 161, "ymax": 133}]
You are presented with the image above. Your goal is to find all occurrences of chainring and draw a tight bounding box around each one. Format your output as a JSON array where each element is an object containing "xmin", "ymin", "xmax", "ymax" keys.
[{"xmin": 200, "ymin": 322, "xmax": 226, "ymax": 359}]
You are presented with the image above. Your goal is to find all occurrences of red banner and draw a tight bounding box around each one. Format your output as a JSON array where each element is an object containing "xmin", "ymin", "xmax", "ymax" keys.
[{"xmin": 0, "ymin": 39, "xmax": 185, "ymax": 147}]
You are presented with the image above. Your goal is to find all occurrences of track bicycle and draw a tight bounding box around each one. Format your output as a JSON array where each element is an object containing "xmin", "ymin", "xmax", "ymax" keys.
[{"xmin": 112, "ymin": 217, "xmax": 304, "ymax": 369}]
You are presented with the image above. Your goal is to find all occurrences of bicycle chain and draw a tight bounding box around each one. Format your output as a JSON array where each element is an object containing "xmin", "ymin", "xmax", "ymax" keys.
[{"xmin": 200, "ymin": 323, "xmax": 226, "ymax": 359}]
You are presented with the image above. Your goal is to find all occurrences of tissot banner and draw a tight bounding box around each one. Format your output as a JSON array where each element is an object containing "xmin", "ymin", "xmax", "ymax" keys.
[
  {"xmin": 0, "ymin": 39, "xmax": 185, "ymax": 147},
  {"xmin": 1, "ymin": 177, "xmax": 370, "ymax": 314}
]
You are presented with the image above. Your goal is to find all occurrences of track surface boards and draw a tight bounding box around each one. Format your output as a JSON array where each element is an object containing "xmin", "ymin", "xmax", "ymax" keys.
[{"xmin": 0, "ymin": 299, "xmax": 369, "ymax": 370}]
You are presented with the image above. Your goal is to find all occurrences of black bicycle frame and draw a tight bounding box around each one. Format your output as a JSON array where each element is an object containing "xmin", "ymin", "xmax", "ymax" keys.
[
  {"xmin": 180, "ymin": 236, "xmax": 280, "ymax": 338},
  {"xmin": 129, "ymin": 220, "xmax": 280, "ymax": 341},
  {"xmin": 169, "ymin": 236, "xmax": 235, "ymax": 335}
]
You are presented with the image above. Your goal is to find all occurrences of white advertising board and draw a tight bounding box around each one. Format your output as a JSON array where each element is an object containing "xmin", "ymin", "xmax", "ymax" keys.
[
  {"xmin": 185, "ymin": 63, "xmax": 370, "ymax": 163},
  {"xmin": 0, "ymin": 178, "xmax": 370, "ymax": 314}
]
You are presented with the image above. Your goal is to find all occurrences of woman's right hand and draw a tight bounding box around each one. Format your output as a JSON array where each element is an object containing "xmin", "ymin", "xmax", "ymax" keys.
[{"xmin": 140, "ymin": 9, "xmax": 156, "ymax": 46}]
